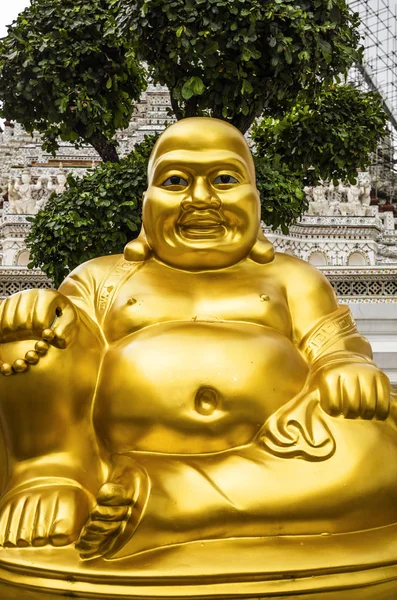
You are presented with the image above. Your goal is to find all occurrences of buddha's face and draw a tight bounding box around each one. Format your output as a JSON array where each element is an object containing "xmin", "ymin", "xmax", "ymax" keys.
[{"xmin": 142, "ymin": 118, "xmax": 260, "ymax": 270}]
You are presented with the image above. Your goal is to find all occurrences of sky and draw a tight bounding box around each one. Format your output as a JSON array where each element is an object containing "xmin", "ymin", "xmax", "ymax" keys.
[{"xmin": 0, "ymin": 0, "xmax": 31, "ymax": 39}]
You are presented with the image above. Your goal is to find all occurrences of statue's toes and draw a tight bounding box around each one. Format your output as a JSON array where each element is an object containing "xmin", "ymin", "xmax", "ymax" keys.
[
  {"xmin": 0, "ymin": 492, "xmax": 42, "ymax": 548},
  {"xmin": 48, "ymin": 487, "xmax": 90, "ymax": 547},
  {"xmin": 1, "ymin": 496, "xmax": 26, "ymax": 547},
  {"xmin": 0, "ymin": 486, "xmax": 89, "ymax": 548},
  {"xmin": 16, "ymin": 494, "xmax": 40, "ymax": 547},
  {"xmin": 31, "ymin": 490, "xmax": 59, "ymax": 547}
]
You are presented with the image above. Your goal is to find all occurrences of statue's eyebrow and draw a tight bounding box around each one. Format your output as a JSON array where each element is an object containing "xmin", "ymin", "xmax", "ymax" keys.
[{"xmin": 152, "ymin": 152, "xmax": 250, "ymax": 180}]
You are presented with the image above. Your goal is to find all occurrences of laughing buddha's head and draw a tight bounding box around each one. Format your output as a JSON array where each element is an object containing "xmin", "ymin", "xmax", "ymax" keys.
[{"xmin": 141, "ymin": 118, "xmax": 261, "ymax": 270}]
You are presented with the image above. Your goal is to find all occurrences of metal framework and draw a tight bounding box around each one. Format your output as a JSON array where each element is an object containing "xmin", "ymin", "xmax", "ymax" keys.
[
  {"xmin": 349, "ymin": 0, "xmax": 397, "ymax": 123},
  {"xmin": 348, "ymin": 0, "xmax": 397, "ymax": 201}
]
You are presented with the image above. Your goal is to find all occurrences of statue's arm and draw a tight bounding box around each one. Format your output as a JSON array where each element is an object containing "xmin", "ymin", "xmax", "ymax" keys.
[
  {"xmin": 283, "ymin": 255, "xmax": 390, "ymax": 420},
  {"xmin": 260, "ymin": 255, "xmax": 391, "ymax": 461},
  {"xmin": 281, "ymin": 255, "xmax": 370, "ymax": 363}
]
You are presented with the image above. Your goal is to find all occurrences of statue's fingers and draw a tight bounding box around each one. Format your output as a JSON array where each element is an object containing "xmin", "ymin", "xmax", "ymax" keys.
[
  {"xmin": 91, "ymin": 504, "xmax": 129, "ymax": 521},
  {"xmin": 97, "ymin": 483, "xmax": 132, "ymax": 506},
  {"xmin": 31, "ymin": 290, "xmax": 59, "ymax": 329},
  {"xmin": 32, "ymin": 492, "xmax": 57, "ymax": 547},
  {"xmin": 342, "ymin": 375, "xmax": 360, "ymax": 419},
  {"xmin": 77, "ymin": 520, "xmax": 121, "ymax": 557},
  {"xmin": 16, "ymin": 495, "xmax": 38, "ymax": 547},
  {"xmin": 11, "ymin": 290, "xmax": 43, "ymax": 337},
  {"xmin": 4, "ymin": 497, "xmax": 26, "ymax": 548},
  {"xmin": 375, "ymin": 374, "xmax": 390, "ymax": 421},
  {"xmin": 320, "ymin": 377, "xmax": 340, "ymax": 416},
  {"xmin": 75, "ymin": 534, "xmax": 102, "ymax": 554},
  {"xmin": 0, "ymin": 295, "xmax": 23, "ymax": 339},
  {"xmin": 76, "ymin": 537, "xmax": 103, "ymax": 555},
  {"xmin": 50, "ymin": 300, "xmax": 79, "ymax": 349},
  {"xmin": 359, "ymin": 375, "xmax": 376, "ymax": 420},
  {"xmin": 10, "ymin": 292, "xmax": 38, "ymax": 334},
  {"xmin": 30, "ymin": 291, "xmax": 77, "ymax": 348},
  {"xmin": 78, "ymin": 544, "xmax": 106, "ymax": 558},
  {"xmin": 82, "ymin": 519, "xmax": 122, "ymax": 536}
]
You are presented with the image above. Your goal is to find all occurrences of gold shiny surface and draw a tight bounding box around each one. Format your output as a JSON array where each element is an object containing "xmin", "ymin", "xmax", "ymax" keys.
[{"xmin": 0, "ymin": 117, "xmax": 397, "ymax": 599}]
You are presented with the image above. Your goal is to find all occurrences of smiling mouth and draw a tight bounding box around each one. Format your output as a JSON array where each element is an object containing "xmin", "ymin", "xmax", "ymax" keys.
[
  {"xmin": 178, "ymin": 221, "xmax": 226, "ymax": 240},
  {"xmin": 177, "ymin": 211, "xmax": 226, "ymax": 240}
]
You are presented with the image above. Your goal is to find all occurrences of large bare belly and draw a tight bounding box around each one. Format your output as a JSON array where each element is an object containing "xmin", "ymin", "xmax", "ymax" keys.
[{"xmin": 94, "ymin": 321, "xmax": 309, "ymax": 454}]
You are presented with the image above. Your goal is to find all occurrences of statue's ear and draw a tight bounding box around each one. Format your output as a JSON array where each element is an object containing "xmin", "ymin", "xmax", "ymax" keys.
[
  {"xmin": 124, "ymin": 228, "xmax": 152, "ymax": 262},
  {"xmin": 249, "ymin": 229, "xmax": 275, "ymax": 264}
]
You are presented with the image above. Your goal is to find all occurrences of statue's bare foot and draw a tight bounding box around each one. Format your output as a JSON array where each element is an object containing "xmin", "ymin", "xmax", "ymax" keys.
[
  {"xmin": 0, "ymin": 483, "xmax": 90, "ymax": 548},
  {"xmin": 76, "ymin": 456, "xmax": 149, "ymax": 559}
]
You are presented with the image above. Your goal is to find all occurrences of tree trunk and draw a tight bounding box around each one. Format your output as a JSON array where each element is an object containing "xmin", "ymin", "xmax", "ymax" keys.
[
  {"xmin": 170, "ymin": 94, "xmax": 184, "ymax": 121},
  {"xmin": 232, "ymin": 98, "xmax": 266, "ymax": 134},
  {"xmin": 86, "ymin": 131, "xmax": 120, "ymax": 163},
  {"xmin": 185, "ymin": 97, "xmax": 198, "ymax": 118},
  {"xmin": 231, "ymin": 113, "xmax": 256, "ymax": 135}
]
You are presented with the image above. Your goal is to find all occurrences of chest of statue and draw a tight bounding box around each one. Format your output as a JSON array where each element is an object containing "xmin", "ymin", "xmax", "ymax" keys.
[{"xmin": 102, "ymin": 259, "xmax": 293, "ymax": 343}]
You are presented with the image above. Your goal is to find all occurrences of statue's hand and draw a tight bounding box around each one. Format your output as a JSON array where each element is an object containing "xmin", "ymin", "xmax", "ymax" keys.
[
  {"xmin": 76, "ymin": 456, "xmax": 149, "ymax": 559},
  {"xmin": 0, "ymin": 289, "xmax": 79, "ymax": 349},
  {"xmin": 311, "ymin": 362, "xmax": 390, "ymax": 420}
]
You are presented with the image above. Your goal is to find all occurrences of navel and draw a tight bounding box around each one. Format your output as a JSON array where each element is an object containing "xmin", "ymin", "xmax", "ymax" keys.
[{"xmin": 194, "ymin": 386, "xmax": 221, "ymax": 416}]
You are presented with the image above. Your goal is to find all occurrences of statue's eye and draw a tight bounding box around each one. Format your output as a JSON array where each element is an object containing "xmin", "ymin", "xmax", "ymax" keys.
[
  {"xmin": 213, "ymin": 174, "xmax": 238, "ymax": 185},
  {"xmin": 162, "ymin": 176, "xmax": 188, "ymax": 187}
]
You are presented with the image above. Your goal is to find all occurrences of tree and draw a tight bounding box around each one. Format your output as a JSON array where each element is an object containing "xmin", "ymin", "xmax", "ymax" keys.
[
  {"xmin": 5, "ymin": 0, "xmax": 388, "ymax": 282},
  {"xmin": 0, "ymin": 0, "xmax": 146, "ymax": 161},
  {"xmin": 252, "ymin": 84, "xmax": 388, "ymax": 184},
  {"xmin": 117, "ymin": 0, "xmax": 362, "ymax": 133},
  {"xmin": 26, "ymin": 135, "xmax": 156, "ymax": 286},
  {"xmin": 1, "ymin": 0, "xmax": 364, "ymax": 141}
]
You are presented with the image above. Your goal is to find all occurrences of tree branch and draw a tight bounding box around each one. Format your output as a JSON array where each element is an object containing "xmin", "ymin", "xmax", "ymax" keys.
[
  {"xmin": 86, "ymin": 131, "xmax": 120, "ymax": 163},
  {"xmin": 170, "ymin": 93, "xmax": 184, "ymax": 121},
  {"xmin": 185, "ymin": 97, "xmax": 198, "ymax": 118},
  {"xmin": 231, "ymin": 113, "xmax": 256, "ymax": 134}
]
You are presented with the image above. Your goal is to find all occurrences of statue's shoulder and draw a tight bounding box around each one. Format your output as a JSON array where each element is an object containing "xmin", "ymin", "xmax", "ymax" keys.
[
  {"xmin": 272, "ymin": 252, "xmax": 334, "ymax": 295},
  {"xmin": 60, "ymin": 254, "xmax": 146, "ymax": 313},
  {"xmin": 63, "ymin": 254, "xmax": 124, "ymax": 287},
  {"xmin": 59, "ymin": 254, "xmax": 126, "ymax": 301},
  {"xmin": 273, "ymin": 251, "xmax": 323, "ymax": 275}
]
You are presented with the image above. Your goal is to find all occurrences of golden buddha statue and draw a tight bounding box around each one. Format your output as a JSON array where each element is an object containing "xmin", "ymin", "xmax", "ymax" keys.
[{"xmin": 1, "ymin": 117, "xmax": 397, "ymax": 600}]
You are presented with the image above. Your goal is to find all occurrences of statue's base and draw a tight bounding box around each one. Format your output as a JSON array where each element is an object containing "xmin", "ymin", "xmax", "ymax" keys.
[{"xmin": 2, "ymin": 524, "xmax": 397, "ymax": 599}]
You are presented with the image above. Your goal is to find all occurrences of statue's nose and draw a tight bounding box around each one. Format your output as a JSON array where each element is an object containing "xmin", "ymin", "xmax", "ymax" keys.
[{"xmin": 182, "ymin": 176, "xmax": 221, "ymax": 209}]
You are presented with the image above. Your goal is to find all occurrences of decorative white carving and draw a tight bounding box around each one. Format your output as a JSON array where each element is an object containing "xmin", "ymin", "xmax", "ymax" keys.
[{"xmin": 9, "ymin": 169, "xmax": 45, "ymax": 215}]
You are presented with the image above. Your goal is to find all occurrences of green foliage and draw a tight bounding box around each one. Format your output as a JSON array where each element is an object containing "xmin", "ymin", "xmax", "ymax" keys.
[
  {"xmin": 252, "ymin": 84, "xmax": 388, "ymax": 184},
  {"xmin": 117, "ymin": 0, "xmax": 362, "ymax": 132},
  {"xmin": 0, "ymin": 0, "xmax": 146, "ymax": 160},
  {"xmin": 26, "ymin": 135, "xmax": 157, "ymax": 287},
  {"xmin": 254, "ymin": 156, "xmax": 307, "ymax": 233}
]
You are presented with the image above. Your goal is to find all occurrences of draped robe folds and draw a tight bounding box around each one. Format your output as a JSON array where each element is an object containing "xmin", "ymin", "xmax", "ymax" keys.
[{"xmin": 55, "ymin": 252, "xmax": 397, "ymax": 559}]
